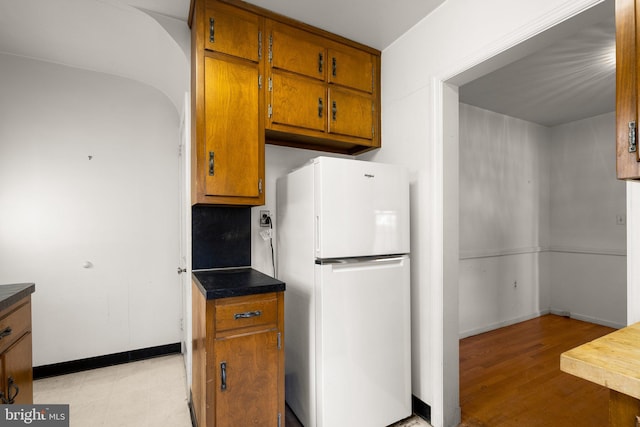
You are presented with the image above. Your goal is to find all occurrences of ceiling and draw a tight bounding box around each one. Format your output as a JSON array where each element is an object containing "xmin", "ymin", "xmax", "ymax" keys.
[
  {"xmin": 459, "ymin": 9, "xmax": 616, "ymax": 127},
  {"xmin": 120, "ymin": 0, "xmax": 447, "ymax": 50},
  {"xmin": 0, "ymin": 0, "xmax": 617, "ymax": 126}
]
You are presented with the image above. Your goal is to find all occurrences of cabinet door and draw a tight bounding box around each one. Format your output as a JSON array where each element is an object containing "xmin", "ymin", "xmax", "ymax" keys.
[
  {"xmin": 615, "ymin": 0, "xmax": 640, "ymax": 179},
  {"xmin": 328, "ymin": 88, "xmax": 374, "ymax": 141},
  {"xmin": 270, "ymin": 71, "xmax": 326, "ymax": 133},
  {"xmin": 214, "ymin": 331, "xmax": 280, "ymax": 427},
  {"xmin": 2, "ymin": 333, "xmax": 32, "ymax": 404},
  {"xmin": 204, "ymin": 1, "xmax": 261, "ymax": 62},
  {"xmin": 204, "ymin": 56, "xmax": 261, "ymax": 198},
  {"xmin": 328, "ymin": 46, "xmax": 374, "ymax": 94},
  {"xmin": 269, "ymin": 22, "xmax": 325, "ymax": 80}
]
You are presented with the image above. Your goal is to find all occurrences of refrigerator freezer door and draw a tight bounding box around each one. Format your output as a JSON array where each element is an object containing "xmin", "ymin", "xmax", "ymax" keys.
[
  {"xmin": 315, "ymin": 255, "xmax": 411, "ymax": 427},
  {"xmin": 314, "ymin": 157, "xmax": 410, "ymax": 259}
]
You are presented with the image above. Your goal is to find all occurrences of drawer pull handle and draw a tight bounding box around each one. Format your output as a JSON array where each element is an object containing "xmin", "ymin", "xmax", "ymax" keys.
[
  {"xmin": 0, "ymin": 327, "xmax": 12, "ymax": 339},
  {"xmin": 234, "ymin": 310, "xmax": 262, "ymax": 320},
  {"xmin": 220, "ymin": 362, "xmax": 227, "ymax": 391}
]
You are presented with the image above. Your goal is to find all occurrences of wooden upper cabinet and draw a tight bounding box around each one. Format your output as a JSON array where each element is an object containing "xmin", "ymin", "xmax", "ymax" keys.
[
  {"xmin": 616, "ymin": 0, "xmax": 640, "ymax": 179},
  {"xmin": 270, "ymin": 71, "xmax": 326, "ymax": 133},
  {"xmin": 269, "ymin": 22, "xmax": 325, "ymax": 81},
  {"xmin": 204, "ymin": 1, "xmax": 261, "ymax": 62},
  {"xmin": 328, "ymin": 88, "xmax": 374, "ymax": 140},
  {"xmin": 191, "ymin": 0, "xmax": 265, "ymax": 206},
  {"xmin": 204, "ymin": 56, "xmax": 261, "ymax": 199},
  {"xmin": 264, "ymin": 18, "xmax": 380, "ymax": 153},
  {"xmin": 328, "ymin": 46, "xmax": 374, "ymax": 94}
]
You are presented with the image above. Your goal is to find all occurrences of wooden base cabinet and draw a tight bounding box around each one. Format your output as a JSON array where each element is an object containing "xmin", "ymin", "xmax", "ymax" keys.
[
  {"xmin": 0, "ymin": 295, "xmax": 33, "ymax": 405},
  {"xmin": 191, "ymin": 281, "xmax": 284, "ymax": 427}
]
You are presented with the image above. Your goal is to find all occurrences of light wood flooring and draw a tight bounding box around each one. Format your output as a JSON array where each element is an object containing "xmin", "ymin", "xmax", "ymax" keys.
[{"xmin": 459, "ymin": 314, "xmax": 615, "ymax": 427}]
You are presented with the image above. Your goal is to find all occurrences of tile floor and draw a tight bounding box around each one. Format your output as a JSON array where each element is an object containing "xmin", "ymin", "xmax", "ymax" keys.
[
  {"xmin": 34, "ymin": 353, "xmax": 431, "ymax": 427},
  {"xmin": 34, "ymin": 354, "xmax": 192, "ymax": 427}
]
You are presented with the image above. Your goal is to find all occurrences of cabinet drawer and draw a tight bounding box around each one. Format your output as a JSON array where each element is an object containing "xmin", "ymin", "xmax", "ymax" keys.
[
  {"xmin": 0, "ymin": 302, "xmax": 30, "ymax": 354},
  {"xmin": 215, "ymin": 294, "xmax": 278, "ymax": 333}
]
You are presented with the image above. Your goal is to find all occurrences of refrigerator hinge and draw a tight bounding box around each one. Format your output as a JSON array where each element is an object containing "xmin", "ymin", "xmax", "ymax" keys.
[{"xmin": 277, "ymin": 332, "xmax": 281, "ymax": 350}]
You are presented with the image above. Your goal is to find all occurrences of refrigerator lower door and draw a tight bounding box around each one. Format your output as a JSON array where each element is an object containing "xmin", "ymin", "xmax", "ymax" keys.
[{"xmin": 315, "ymin": 255, "xmax": 411, "ymax": 427}]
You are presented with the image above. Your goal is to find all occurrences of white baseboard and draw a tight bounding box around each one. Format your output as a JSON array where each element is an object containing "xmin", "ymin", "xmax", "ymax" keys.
[
  {"xmin": 459, "ymin": 310, "xmax": 549, "ymax": 339},
  {"xmin": 548, "ymin": 309, "xmax": 625, "ymax": 330}
]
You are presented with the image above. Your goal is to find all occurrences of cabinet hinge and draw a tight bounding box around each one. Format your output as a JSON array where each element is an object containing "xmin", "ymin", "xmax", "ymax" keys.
[
  {"xmin": 268, "ymin": 105, "xmax": 273, "ymax": 118},
  {"xmin": 372, "ymin": 126, "xmax": 375, "ymax": 138},
  {"xmin": 277, "ymin": 332, "xmax": 281, "ymax": 350},
  {"xmin": 268, "ymin": 34, "xmax": 273, "ymax": 63},
  {"xmin": 258, "ymin": 31, "xmax": 262, "ymax": 60},
  {"xmin": 258, "ymin": 178, "xmax": 263, "ymax": 194},
  {"xmin": 372, "ymin": 66, "xmax": 375, "ymax": 92},
  {"xmin": 258, "ymin": 74, "xmax": 263, "ymax": 90},
  {"xmin": 268, "ymin": 77, "xmax": 273, "ymax": 92},
  {"xmin": 278, "ymin": 413, "xmax": 282, "ymax": 427}
]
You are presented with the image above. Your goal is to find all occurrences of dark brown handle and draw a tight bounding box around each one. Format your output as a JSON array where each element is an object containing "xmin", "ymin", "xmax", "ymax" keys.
[
  {"xmin": 209, "ymin": 17, "xmax": 215, "ymax": 43},
  {"xmin": 332, "ymin": 101, "xmax": 337, "ymax": 121},
  {"xmin": 318, "ymin": 98, "xmax": 323, "ymax": 118},
  {"xmin": 209, "ymin": 151, "xmax": 214, "ymax": 176},
  {"xmin": 318, "ymin": 53, "xmax": 323, "ymax": 73},
  {"xmin": 1, "ymin": 377, "xmax": 19, "ymax": 404},
  {"xmin": 332, "ymin": 57, "xmax": 337, "ymax": 77},
  {"xmin": 220, "ymin": 362, "xmax": 227, "ymax": 391},
  {"xmin": 0, "ymin": 327, "xmax": 12, "ymax": 340}
]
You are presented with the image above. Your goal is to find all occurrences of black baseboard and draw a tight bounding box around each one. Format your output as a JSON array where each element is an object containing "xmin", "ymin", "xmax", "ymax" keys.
[
  {"xmin": 412, "ymin": 395, "xmax": 431, "ymax": 423},
  {"xmin": 33, "ymin": 342, "xmax": 181, "ymax": 379}
]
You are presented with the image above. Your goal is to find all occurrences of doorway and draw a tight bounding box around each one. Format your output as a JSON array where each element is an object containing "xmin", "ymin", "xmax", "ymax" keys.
[{"xmin": 436, "ymin": 2, "xmax": 626, "ymax": 426}]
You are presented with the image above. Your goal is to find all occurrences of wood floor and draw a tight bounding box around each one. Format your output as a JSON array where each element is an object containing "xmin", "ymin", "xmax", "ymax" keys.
[{"xmin": 459, "ymin": 315, "xmax": 615, "ymax": 427}]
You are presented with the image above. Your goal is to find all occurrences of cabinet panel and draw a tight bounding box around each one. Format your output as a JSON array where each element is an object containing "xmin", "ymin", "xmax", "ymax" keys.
[
  {"xmin": 214, "ymin": 331, "xmax": 279, "ymax": 427},
  {"xmin": 204, "ymin": 2, "xmax": 260, "ymax": 62},
  {"xmin": 270, "ymin": 71, "xmax": 326, "ymax": 132},
  {"xmin": 270, "ymin": 22, "xmax": 325, "ymax": 80},
  {"xmin": 615, "ymin": 0, "xmax": 640, "ymax": 179},
  {"xmin": 328, "ymin": 88, "xmax": 374, "ymax": 141},
  {"xmin": 204, "ymin": 56, "xmax": 260, "ymax": 198},
  {"xmin": 3, "ymin": 332, "xmax": 32, "ymax": 405},
  {"xmin": 328, "ymin": 47, "xmax": 374, "ymax": 94}
]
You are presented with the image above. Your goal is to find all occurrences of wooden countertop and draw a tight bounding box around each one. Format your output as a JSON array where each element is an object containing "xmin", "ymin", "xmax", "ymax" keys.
[{"xmin": 561, "ymin": 322, "xmax": 640, "ymax": 400}]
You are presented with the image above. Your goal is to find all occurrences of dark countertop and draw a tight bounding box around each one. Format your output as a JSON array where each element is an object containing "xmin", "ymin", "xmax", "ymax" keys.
[
  {"xmin": 193, "ymin": 268, "xmax": 285, "ymax": 300},
  {"xmin": 0, "ymin": 283, "xmax": 35, "ymax": 312}
]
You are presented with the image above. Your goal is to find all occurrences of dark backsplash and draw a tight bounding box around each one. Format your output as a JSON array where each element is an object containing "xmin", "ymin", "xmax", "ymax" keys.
[{"xmin": 192, "ymin": 206, "xmax": 251, "ymax": 270}]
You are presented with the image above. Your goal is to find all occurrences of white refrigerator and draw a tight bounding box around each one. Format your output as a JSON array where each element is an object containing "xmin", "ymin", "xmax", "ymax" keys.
[{"xmin": 276, "ymin": 156, "xmax": 411, "ymax": 427}]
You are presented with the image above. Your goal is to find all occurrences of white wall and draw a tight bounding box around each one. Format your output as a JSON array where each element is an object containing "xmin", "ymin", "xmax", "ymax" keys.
[
  {"xmin": 459, "ymin": 103, "xmax": 551, "ymax": 337},
  {"xmin": 373, "ymin": 1, "xmax": 605, "ymax": 426},
  {"xmin": 0, "ymin": 54, "xmax": 182, "ymax": 366},
  {"xmin": 548, "ymin": 112, "xmax": 626, "ymax": 327},
  {"xmin": 459, "ymin": 107, "xmax": 626, "ymax": 336}
]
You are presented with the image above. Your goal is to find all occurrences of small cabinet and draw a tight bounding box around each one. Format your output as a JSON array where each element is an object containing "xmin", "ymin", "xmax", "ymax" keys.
[
  {"xmin": 265, "ymin": 19, "xmax": 380, "ymax": 154},
  {"xmin": 615, "ymin": 0, "xmax": 640, "ymax": 180},
  {"xmin": 191, "ymin": 281, "xmax": 284, "ymax": 427},
  {"xmin": 0, "ymin": 295, "xmax": 33, "ymax": 405},
  {"xmin": 191, "ymin": 0, "xmax": 265, "ymax": 206}
]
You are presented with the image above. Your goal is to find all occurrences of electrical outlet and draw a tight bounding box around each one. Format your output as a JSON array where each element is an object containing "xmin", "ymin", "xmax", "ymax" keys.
[{"xmin": 260, "ymin": 210, "xmax": 271, "ymax": 227}]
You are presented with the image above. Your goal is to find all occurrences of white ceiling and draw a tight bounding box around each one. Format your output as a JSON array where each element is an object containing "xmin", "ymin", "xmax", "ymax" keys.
[
  {"xmin": 0, "ymin": 0, "xmax": 617, "ymax": 126},
  {"xmin": 459, "ymin": 10, "xmax": 616, "ymax": 127},
  {"xmin": 121, "ymin": 0, "xmax": 447, "ymax": 50}
]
